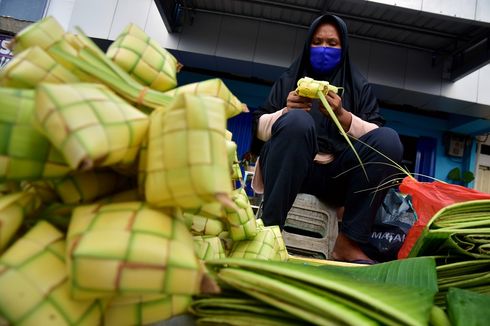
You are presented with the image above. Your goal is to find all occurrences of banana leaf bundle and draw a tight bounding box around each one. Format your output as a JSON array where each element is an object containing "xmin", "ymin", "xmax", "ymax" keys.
[
  {"xmin": 190, "ymin": 292, "xmax": 304, "ymax": 326},
  {"xmin": 398, "ymin": 176, "xmax": 490, "ymax": 259},
  {"xmin": 197, "ymin": 257, "xmax": 439, "ymax": 326},
  {"xmin": 435, "ymin": 258, "xmax": 490, "ymax": 307},
  {"xmin": 409, "ymin": 199, "xmax": 490, "ymax": 259},
  {"xmin": 446, "ymin": 287, "xmax": 490, "ymax": 326}
]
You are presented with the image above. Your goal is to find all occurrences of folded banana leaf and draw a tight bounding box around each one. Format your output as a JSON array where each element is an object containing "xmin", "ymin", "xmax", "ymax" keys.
[
  {"xmin": 190, "ymin": 295, "xmax": 304, "ymax": 326},
  {"xmin": 435, "ymin": 259, "xmax": 490, "ymax": 308},
  {"xmin": 204, "ymin": 257, "xmax": 437, "ymax": 326},
  {"xmin": 409, "ymin": 200, "xmax": 490, "ymax": 258},
  {"xmin": 195, "ymin": 315, "xmax": 301, "ymax": 326},
  {"xmin": 317, "ymin": 256, "xmax": 439, "ymax": 293},
  {"xmin": 446, "ymin": 287, "xmax": 490, "ymax": 326}
]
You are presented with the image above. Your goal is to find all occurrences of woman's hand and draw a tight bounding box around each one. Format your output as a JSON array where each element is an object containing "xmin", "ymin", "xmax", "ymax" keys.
[
  {"xmin": 321, "ymin": 90, "xmax": 343, "ymax": 117},
  {"xmin": 286, "ymin": 90, "xmax": 312, "ymax": 111},
  {"xmin": 320, "ymin": 90, "xmax": 352, "ymax": 131}
]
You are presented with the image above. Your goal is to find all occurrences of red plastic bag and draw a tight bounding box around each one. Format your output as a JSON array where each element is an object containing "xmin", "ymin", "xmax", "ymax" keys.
[{"xmin": 397, "ymin": 176, "xmax": 490, "ymax": 259}]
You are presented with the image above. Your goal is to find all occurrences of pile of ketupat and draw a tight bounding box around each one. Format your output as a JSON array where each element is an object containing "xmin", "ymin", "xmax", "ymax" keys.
[{"xmin": 0, "ymin": 16, "xmax": 287, "ymax": 325}]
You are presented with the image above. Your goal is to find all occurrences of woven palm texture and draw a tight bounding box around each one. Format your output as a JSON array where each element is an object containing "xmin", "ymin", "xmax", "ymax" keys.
[
  {"xmin": 66, "ymin": 201, "xmax": 202, "ymax": 300},
  {"xmin": 224, "ymin": 187, "xmax": 258, "ymax": 241},
  {"xmin": 107, "ymin": 23, "xmax": 180, "ymax": 92},
  {"xmin": 44, "ymin": 169, "xmax": 131, "ymax": 205},
  {"xmin": 224, "ymin": 131, "xmax": 242, "ymax": 182},
  {"xmin": 145, "ymin": 93, "xmax": 232, "ymax": 208},
  {"xmin": 0, "ymin": 88, "xmax": 70, "ymax": 181},
  {"xmin": 186, "ymin": 201, "xmax": 227, "ymax": 220},
  {"xmin": 194, "ymin": 235, "xmax": 227, "ymax": 260},
  {"xmin": 296, "ymin": 76, "xmax": 339, "ymax": 98},
  {"xmin": 163, "ymin": 79, "xmax": 246, "ymax": 119},
  {"xmin": 34, "ymin": 83, "xmax": 149, "ymax": 171},
  {"xmin": 0, "ymin": 192, "xmax": 41, "ymax": 252},
  {"xmin": 104, "ymin": 294, "xmax": 191, "ymax": 326},
  {"xmin": 0, "ymin": 46, "xmax": 80, "ymax": 88},
  {"xmin": 184, "ymin": 213, "xmax": 226, "ymax": 237},
  {"xmin": 10, "ymin": 16, "xmax": 66, "ymax": 54},
  {"xmin": 229, "ymin": 224, "xmax": 287, "ymax": 261},
  {"xmin": 10, "ymin": 16, "xmax": 88, "ymax": 81},
  {"xmin": 137, "ymin": 135, "xmax": 149, "ymax": 197},
  {"xmin": 0, "ymin": 221, "xmax": 104, "ymax": 325}
]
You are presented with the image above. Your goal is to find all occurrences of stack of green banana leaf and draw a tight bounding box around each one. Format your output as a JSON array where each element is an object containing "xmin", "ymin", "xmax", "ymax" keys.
[
  {"xmin": 408, "ymin": 199, "xmax": 490, "ymax": 314},
  {"xmin": 191, "ymin": 257, "xmax": 443, "ymax": 326},
  {"xmin": 435, "ymin": 258, "xmax": 490, "ymax": 308},
  {"xmin": 409, "ymin": 200, "xmax": 490, "ymax": 259}
]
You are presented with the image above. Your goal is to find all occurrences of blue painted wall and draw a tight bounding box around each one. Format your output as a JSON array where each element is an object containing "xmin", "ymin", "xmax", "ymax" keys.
[
  {"xmin": 382, "ymin": 109, "xmax": 476, "ymax": 186},
  {"xmin": 177, "ymin": 70, "xmax": 477, "ymax": 187}
]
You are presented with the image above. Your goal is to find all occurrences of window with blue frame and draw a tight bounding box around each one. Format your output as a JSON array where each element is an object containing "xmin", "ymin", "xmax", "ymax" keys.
[{"xmin": 0, "ymin": 0, "xmax": 48, "ymax": 21}]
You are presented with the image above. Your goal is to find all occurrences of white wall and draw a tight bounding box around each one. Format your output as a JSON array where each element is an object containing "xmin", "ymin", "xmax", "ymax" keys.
[{"xmin": 44, "ymin": 0, "xmax": 76, "ymax": 31}]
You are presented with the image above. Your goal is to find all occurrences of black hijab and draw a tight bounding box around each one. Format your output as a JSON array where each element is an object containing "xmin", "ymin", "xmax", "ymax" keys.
[{"xmin": 250, "ymin": 14, "xmax": 385, "ymax": 155}]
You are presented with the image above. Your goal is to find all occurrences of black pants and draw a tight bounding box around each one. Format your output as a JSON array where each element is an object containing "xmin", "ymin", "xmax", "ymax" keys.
[{"xmin": 259, "ymin": 110, "xmax": 404, "ymax": 243}]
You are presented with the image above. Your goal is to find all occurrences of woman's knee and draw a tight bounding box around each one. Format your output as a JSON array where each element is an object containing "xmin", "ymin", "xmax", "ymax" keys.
[
  {"xmin": 273, "ymin": 110, "xmax": 315, "ymax": 137},
  {"xmin": 366, "ymin": 127, "xmax": 403, "ymax": 162}
]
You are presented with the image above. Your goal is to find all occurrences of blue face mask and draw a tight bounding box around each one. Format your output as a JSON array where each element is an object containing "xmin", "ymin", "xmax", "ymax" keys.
[{"xmin": 309, "ymin": 46, "xmax": 341, "ymax": 74}]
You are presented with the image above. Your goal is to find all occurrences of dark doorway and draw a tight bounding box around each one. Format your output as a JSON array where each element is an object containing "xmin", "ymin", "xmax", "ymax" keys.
[{"xmin": 399, "ymin": 135, "xmax": 418, "ymax": 175}]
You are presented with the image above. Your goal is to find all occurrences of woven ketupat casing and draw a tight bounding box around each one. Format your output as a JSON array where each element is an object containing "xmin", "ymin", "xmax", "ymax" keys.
[
  {"xmin": 296, "ymin": 76, "xmax": 338, "ymax": 98},
  {"xmin": 186, "ymin": 201, "xmax": 226, "ymax": 220},
  {"xmin": 66, "ymin": 202, "xmax": 202, "ymax": 300},
  {"xmin": 224, "ymin": 188, "xmax": 258, "ymax": 241},
  {"xmin": 34, "ymin": 83, "xmax": 149, "ymax": 171},
  {"xmin": 137, "ymin": 135, "xmax": 149, "ymax": 197},
  {"xmin": 107, "ymin": 23, "xmax": 179, "ymax": 92},
  {"xmin": 0, "ymin": 46, "xmax": 80, "ymax": 88},
  {"xmin": 0, "ymin": 192, "xmax": 41, "ymax": 252},
  {"xmin": 162, "ymin": 78, "xmax": 246, "ymax": 119},
  {"xmin": 11, "ymin": 16, "xmax": 66, "ymax": 54},
  {"xmin": 0, "ymin": 221, "xmax": 104, "ymax": 325},
  {"xmin": 47, "ymin": 169, "xmax": 129, "ymax": 204},
  {"xmin": 193, "ymin": 235, "xmax": 226, "ymax": 260},
  {"xmin": 0, "ymin": 88, "xmax": 70, "ymax": 181},
  {"xmin": 185, "ymin": 213, "xmax": 226, "ymax": 237},
  {"xmin": 104, "ymin": 294, "xmax": 191, "ymax": 326},
  {"xmin": 145, "ymin": 93, "xmax": 232, "ymax": 208},
  {"xmin": 229, "ymin": 225, "xmax": 287, "ymax": 261},
  {"xmin": 268, "ymin": 224, "xmax": 289, "ymax": 261}
]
